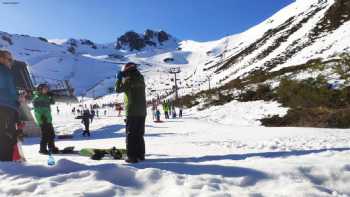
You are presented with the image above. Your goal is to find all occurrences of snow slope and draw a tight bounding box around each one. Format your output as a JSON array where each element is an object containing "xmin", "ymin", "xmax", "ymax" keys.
[{"xmin": 1, "ymin": 102, "xmax": 350, "ymax": 196}]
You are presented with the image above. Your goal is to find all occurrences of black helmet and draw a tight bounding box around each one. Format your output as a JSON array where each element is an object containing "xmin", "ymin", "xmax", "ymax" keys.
[
  {"xmin": 36, "ymin": 83, "xmax": 49, "ymax": 91},
  {"xmin": 122, "ymin": 62, "xmax": 137, "ymax": 72}
]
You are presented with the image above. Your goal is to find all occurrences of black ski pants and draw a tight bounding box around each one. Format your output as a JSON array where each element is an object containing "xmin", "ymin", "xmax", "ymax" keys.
[
  {"xmin": 0, "ymin": 106, "xmax": 17, "ymax": 161},
  {"xmin": 125, "ymin": 116, "xmax": 146, "ymax": 159},
  {"xmin": 40, "ymin": 122, "xmax": 56, "ymax": 152},
  {"xmin": 82, "ymin": 119, "xmax": 90, "ymax": 136}
]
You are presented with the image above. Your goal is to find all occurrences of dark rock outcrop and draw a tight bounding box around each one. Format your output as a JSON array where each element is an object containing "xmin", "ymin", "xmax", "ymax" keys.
[
  {"xmin": 115, "ymin": 29, "xmax": 172, "ymax": 51},
  {"xmin": 2, "ymin": 35, "xmax": 13, "ymax": 45},
  {"xmin": 80, "ymin": 39, "xmax": 97, "ymax": 49}
]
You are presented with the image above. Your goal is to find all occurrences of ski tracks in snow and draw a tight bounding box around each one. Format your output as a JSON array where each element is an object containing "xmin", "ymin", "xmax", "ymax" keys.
[{"xmin": 1, "ymin": 106, "xmax": 350, "ymax": 196}]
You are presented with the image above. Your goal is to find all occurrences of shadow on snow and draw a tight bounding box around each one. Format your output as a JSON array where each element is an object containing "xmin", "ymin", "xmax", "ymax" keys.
[{"xmin": 146, "ymin": 147, "xmax": 350, "ymax": 163}]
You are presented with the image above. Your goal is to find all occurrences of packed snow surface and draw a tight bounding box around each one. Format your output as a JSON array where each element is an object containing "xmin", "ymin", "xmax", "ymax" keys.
[{"xmin": 1, "ymin": 102, "xmax": 350, "ymax": 197}]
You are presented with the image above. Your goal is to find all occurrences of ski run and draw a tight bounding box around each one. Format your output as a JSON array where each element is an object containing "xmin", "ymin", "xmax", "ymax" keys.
[{"xmin": 1, "ymin": 101, "xmax": 350, "ymax": 197}]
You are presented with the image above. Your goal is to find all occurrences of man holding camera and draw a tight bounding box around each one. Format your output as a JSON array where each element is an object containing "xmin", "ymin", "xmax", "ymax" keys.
[
  {"xmin": 115, "ymin": 62, "xmax": 147, "ymax": 163},
  {"xmin": 32, "ymin": 83, "xmax": 59, "ymax": 154},
  {"xmin": 0, "ymin": 50, "xmax": 24, "ymax": 161}
]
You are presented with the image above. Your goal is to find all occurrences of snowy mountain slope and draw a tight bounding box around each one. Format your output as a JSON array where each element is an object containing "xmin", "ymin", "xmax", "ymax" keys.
[
  {"xmin": 0, "ymin": 31, "xmax": 121, "ymax": 95},
  {"xmin": 203, "ymin": 0, "xmax": 350, "ymax": 86},
  {"xmin": 1, "ymin": 0, "xmax": 349, "ymax": 100},
  {"xmin": 135, "ymin": 0, "xmax": 350, "ymax": 99}
]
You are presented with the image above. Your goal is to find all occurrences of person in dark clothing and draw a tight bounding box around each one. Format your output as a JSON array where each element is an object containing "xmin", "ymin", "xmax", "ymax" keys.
[
  {"xmin": 115, "ymin": 62, "xmax": 147, "ymax": 163},
  {"xmin": 0, "ymin": 107, "xmax": 18, "ymax": 161},
  {"xmin": 155, "ymin": 109, "xmax": 161, "ymax": 122},
  {"xmin": 90, "ymin": 109, "xmax": 95, "ymax": 123},
  {"xmin": 82, "ymin": 109, "xmax": 91, "ymax": 137},
  {"xmin": 32, "ymin": 84, "xmax": 59, "ymax": 154},
  {"xmin": 0, "ymin": 50, "xmax": 24, "ymax": 161}
]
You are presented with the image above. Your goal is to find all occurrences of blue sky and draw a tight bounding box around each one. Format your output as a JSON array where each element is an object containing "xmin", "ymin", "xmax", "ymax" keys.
[{"xmin": 0, "ymin": 0, "xmax": 294, "ymax": 43}]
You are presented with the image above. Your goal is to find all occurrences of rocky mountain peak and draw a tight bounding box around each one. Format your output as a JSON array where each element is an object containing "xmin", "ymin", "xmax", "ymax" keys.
[{"xmin": 115, "ymin": 29, "xmax": 172, "ymax": 51}]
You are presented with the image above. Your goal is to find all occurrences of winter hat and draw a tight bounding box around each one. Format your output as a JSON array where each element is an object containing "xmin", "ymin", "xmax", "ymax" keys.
[
  {"xmin": 36, "ymin": 83, "xmax": 49, "ymax": 91},
  {"xmin": 122, "ymin": 62, "xmax": 137, "ymax": 72}
]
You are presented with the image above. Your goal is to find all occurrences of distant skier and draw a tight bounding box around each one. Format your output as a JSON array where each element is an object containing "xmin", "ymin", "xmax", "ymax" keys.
[
  {"xmin": 172, "ymin": 106, "xmax": 177, "ymax": 119},
  {"xmin": 116, "ymin": 103, "xmax": 122, "ymax": 117},
  {"xmin": 81, "ymin": 109, "xmax": 91, "ymax": 137},
  {"xmin": 151, "ymin": 102, "xmax": 157, "ymax": 120},
  {"xmin": 96, "ymin": 109, "xmax": 99, "ymax": 118},
  {"xmin": 162, "ymin": 101, "xmax": 169, "ymax": 119},
  {"xmin": 56, "ymin": 106, "xmax": 60, "ymax": 114},
  {"xmin": 32, "ymin": 83, "xmax": 59, "ymax": 154},
  {"xmin": 90, "ymin": 109, "xmax": 95, "ymax": 123},
  {"xmin": 179, "ymin": 107, "xmax": 183, "ymax": 118},
  {"xmin": 155, "ymin": 109, "xmax": 161, "ymax": 122},
  {"xmin": 169, "ymin": 100, "xmax": 173, "ymax": 115},
  {"xmin": 115, "ymin": 62, "xmax": 147, "ymax": 163}
]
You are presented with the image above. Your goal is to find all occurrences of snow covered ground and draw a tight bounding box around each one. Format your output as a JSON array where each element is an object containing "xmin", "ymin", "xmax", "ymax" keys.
[{"xmin": 1, "ymin": 102, "xmax": 350, "ymax": 196}]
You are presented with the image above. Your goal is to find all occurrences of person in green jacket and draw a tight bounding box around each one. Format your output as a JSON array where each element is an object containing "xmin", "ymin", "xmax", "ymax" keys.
[
  {"xmin": 115, "ymin": 62, "xmax": 146, "ymax": 163},
  {"xmin": 32, "ymin": 83, "xmax": 59, "ymax": 154},
  {"xmin": 162, "ymin": 100, "xmax": 169, "ymax": 119}
]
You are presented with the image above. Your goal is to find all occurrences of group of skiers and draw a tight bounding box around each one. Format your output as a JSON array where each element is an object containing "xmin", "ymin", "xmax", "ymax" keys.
[
  {"xmin": 1, "ymin": 50, "xmax": 160, "ymax": 164},
  {"xmin": 151, "ymin": 99, "xmax": 183, "ymax": 122},
  {"xmin": 162, "ymin": 100, "xmax": 182, "ymax": 119}
]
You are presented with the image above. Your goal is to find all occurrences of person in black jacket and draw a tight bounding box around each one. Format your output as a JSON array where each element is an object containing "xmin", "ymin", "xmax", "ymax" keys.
[{"xmin": 82, "ymin": 109, "xmax": 91, "ymax": 137}]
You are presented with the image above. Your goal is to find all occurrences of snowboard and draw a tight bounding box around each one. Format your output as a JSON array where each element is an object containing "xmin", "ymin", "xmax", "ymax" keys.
[
  {"xmin": 79, "ymin": 147, "xmax": 127, "ymax": 160},
  {"xmin": 48, "ymin": 146, "xmax": 127, "ymax": 160}
]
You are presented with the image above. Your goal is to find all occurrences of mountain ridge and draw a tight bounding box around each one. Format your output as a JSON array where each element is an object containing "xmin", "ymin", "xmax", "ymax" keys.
[{"xmin": 0, "ymin": 0, "xmax": 349, "ymax": 100}]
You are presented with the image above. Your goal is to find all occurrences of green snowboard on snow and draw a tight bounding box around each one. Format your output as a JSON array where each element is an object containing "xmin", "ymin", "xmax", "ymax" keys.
[
  {"xmin": 79, "ymin": 147, "xmax": 127, "ymax": 160},
  {"xmin": 57, "ymin": 146, "xmax": 127, "ymax": 160}
]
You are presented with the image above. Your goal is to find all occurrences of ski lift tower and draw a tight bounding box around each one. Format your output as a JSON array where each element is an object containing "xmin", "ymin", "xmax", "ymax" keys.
[{"xmin": 169, "ymin": 67, "xmax": 181, "ymax": 103}]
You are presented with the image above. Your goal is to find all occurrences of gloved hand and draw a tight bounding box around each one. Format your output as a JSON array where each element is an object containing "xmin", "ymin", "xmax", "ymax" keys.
[{"xmin": 116, "ymin": 71, "xmax": 123, "ymax": 81}]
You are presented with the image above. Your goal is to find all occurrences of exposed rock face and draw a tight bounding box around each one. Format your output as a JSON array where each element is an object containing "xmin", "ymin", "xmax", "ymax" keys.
[
  {"xmin": 115, "ymin": 31, "xmax": 146, "ymax": 51},
  {"xmin": 115, "ymin": 29, "xmax": 171, "ymax": 51},
  {"xmin": 80, "ymin": 39, "xmax": 97, "ymax": 49},
  {"xmin": 66, "ymin": 38, "xmax": 98, "ymax": 50},
  {"xmin": 158, "ymin": 31, "xmax": 169, "ymax": 43},
  {"xmin": 2, "ymin": 35, "xmax": 13, "ymax": 45}
]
